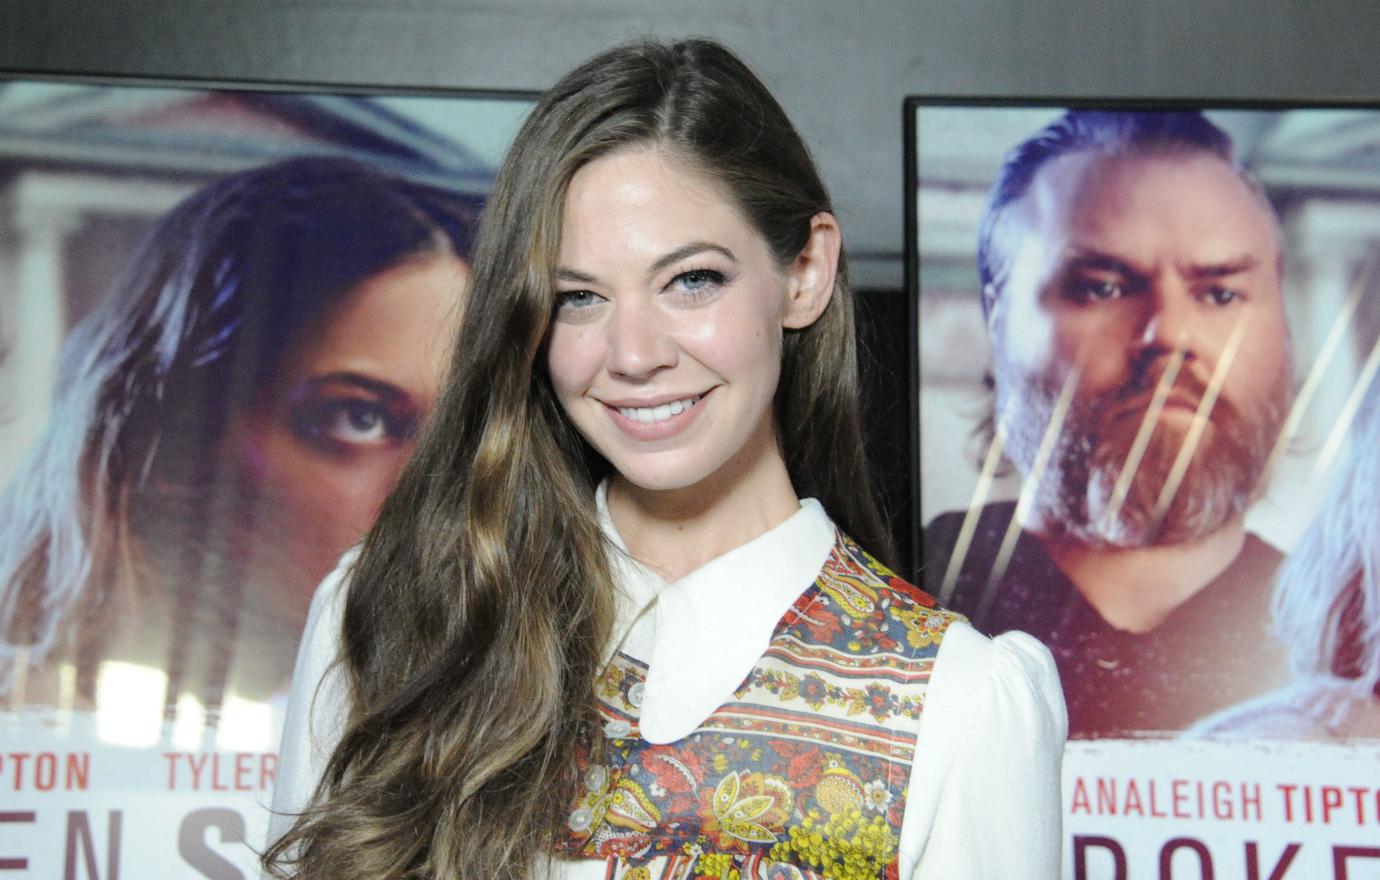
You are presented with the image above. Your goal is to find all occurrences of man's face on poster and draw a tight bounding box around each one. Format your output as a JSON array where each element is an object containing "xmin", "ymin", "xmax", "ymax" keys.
[{"xmin": 986, "ymin": 149, "xmax": 1293, "ymax": 547}]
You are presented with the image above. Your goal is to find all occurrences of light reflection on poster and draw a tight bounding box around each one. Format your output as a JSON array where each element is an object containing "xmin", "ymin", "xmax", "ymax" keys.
[
  {"xmin": 0, "ymin": 80, "xmax": 530, "ymax": 875},
  {"xmin": 911, "ymin": 103, "xmax": 1380, "ymax": 877}
]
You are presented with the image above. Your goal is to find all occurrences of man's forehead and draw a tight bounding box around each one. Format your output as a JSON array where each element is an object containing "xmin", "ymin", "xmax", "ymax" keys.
[{"xmin": 1011, "ymin": 149, "xmax": 1282, "ymax": 269}]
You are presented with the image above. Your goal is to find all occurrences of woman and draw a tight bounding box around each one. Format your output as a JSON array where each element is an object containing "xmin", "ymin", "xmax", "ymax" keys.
[
  {"xmin": 1194, "ymin": 372, "xmax": 1380, "ymax": 739},
  {"xmin": 0, "ymin": 156, "xmax": 476, "ymax": 719},
  {"xmin": 266, "ymin": 40, "xmax": 1065, "ymax": 879}
]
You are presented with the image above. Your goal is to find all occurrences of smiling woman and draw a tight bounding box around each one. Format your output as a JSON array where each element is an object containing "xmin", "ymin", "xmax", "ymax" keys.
[
  {"xmin": 0, "ymin": 156, "xmax": 475, "ymax": 715},
  {"xmin": 266, "ymin": 40, "xmax": 1066, "ymax": 880},
  {"xmin": 546, "ymin": 147, "xmax": 830, "ymax": 528}
]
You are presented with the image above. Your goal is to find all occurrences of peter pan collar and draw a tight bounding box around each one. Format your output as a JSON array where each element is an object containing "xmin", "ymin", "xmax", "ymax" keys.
[{"xmin": 596, "ymin": 481, "xmax": 836, "ymax": 744}]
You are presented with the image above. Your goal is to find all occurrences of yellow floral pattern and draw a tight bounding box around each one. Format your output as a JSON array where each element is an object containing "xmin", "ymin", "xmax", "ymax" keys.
[
  {"xmin": 700, "ymin": 771, "xmax": 795, "ymax": 850},
  {"xmin": 889, "ymin": 606, "xmax": 950, "ymax": 650},
  {"xmin": 770, "ymin": 807, "xmax": 898, "ymax": 880}
]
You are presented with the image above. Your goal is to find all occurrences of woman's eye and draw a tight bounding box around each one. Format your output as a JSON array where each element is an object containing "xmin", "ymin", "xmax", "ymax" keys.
[
  {"xmin": 328, "ymin": 402, "xmax": 389, "ymax": 444},
  {"xmin": 669, "ymin": 268, "xmax": 727, "ymax": 299},
  {"xmin": 292, "ymin": 399, "xmax": 412, "ymax": 452},
  {"xmin": 554, "ymin": 290, "xmax": 604, "ymax": 313}
]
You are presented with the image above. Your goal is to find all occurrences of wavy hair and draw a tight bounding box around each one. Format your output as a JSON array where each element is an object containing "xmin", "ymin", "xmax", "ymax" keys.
[
  {"xmin": 265, "ymin": 38, "xmax": 891, "ymax": 880},
  {"xmin": 0, "ymin": 156, "xmax": 478, "ymax": 710},
  {"xmin": 1274, "ymin": 371, "xmax": 1380, "ymax": 694}
]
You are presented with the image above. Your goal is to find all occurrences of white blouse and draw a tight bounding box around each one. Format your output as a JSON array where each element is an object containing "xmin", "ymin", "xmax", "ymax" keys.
[{"xmin": 269, "ymin": 495, "xmax": 1067, "ymax": 878}]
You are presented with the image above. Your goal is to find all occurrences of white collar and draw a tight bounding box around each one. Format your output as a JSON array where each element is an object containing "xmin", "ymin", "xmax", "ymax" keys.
[{"xmin": 596, "ymin": 481, "xmax": 836, "ymax": 744}]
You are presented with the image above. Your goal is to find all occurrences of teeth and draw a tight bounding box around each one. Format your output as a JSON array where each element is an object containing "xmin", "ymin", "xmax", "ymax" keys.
[{"xmin": 617, "ymin": 396, "xmax": 701, "ymax": 424}]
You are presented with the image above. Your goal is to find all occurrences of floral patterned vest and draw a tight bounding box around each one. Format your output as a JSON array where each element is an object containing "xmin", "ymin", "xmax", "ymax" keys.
[{"xmin": 553, "ymin": 531, "xmax": 964, "ymax": 880}]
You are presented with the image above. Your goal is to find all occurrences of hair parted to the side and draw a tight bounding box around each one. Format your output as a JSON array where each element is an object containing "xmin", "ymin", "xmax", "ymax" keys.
[
  {"xmin": 1273, "ymin": 372, "xmax": 1380, "ymax": 696},
  {"xmin": 0, "ymin": 156, "xmax": 475, "ymax": 711},
  {"xmin": 263, "ymin": 38, "xmax": 891, "ymax": 880}
]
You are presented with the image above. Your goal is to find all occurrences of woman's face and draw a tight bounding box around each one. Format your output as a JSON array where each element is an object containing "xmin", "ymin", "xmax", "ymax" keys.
[
  {"xmin": 545, "ymin": 147, "xmax": 800, "ymax": 496},
  {"xmin": 233, "ymin": 252, "xmax": 467, "ymax": 624}
]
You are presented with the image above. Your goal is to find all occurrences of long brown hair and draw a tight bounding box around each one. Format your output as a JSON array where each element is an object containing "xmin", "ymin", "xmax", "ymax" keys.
[{"xmin": 264, "ymin": 39, "xmax": 891, "ymax": 879}]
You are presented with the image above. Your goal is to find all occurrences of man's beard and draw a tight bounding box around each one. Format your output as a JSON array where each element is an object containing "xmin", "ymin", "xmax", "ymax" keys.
[{"xmin": 995, "ymin": 354, "xmax": 1292, "ymax": 548}]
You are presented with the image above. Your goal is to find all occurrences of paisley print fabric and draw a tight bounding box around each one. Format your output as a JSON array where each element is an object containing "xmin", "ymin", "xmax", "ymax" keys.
[{"xmin": 554, "ymin": 532, "xmax": 964, "ymax": 880}]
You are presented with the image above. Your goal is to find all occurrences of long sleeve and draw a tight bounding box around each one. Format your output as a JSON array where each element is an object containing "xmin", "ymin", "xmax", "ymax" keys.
[
  {"xmin": 901, "ymin": 623, "xmax": 1067, "ymax": 879},
  {"xmin": 265, "ymin": 548, "xmax": 356, "ymax": 850}
]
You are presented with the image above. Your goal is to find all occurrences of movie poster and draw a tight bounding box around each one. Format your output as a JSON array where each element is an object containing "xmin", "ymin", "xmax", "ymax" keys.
[
  {"xmin": 912, "ymin": 103, "xmax": 1380, "ymax": 877},
  {"xmin": 0, "ymin": 80, "xmax": 530, "ymax": 876}
]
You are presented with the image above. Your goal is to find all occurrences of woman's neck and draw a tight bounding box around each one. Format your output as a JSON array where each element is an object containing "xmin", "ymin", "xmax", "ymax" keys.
[{"xmin": 607, "ymin": 448, "xmax": 800, "ymax": 582}]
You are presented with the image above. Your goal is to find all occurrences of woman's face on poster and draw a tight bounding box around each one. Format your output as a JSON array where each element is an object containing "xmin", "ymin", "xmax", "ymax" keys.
[{"xmin": 230, "ymin": 252, "xmax": 467, "ymax": 625}]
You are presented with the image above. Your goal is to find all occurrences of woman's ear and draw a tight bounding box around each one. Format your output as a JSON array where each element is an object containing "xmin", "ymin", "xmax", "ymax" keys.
[{"xmin": 782, "ymin": 212, "xmax": 840, "ymax": 330}]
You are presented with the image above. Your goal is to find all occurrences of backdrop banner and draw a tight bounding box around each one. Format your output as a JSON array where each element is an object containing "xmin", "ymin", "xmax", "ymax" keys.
[
  {"xmin": 912, "ymin": 102, "xmax": 1380, "ymax": 879},
  {"xmin": 0, "ymin": 78, "xmax": 529, "ymax": 876}
]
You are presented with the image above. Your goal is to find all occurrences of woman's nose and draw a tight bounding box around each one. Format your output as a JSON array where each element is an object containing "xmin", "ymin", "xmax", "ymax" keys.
[{"xmin": 605, "ymin": 298, "xmax": 678, "ymax": 378}]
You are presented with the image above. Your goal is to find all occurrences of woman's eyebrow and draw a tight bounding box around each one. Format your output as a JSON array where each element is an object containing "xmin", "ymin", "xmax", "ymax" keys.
[
  {"xmin": 554, "ymin": 267, "xmax": 598, "ymax": 284},
  {"xmin": 647, "ymin": 242, "xmax": 736, "ymax": 277},
  {"xmin": 294, "ymin": 371, "xmax": 407, "ymax": 402},
  {"xmin": 555, "ymin": 242, "xmax": 738, "ymax": 286}
]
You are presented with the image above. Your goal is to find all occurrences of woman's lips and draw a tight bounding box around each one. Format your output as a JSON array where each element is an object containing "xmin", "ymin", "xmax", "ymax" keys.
[{"xmin": 604, "ymin": 391, "xmax": 709, "ymax": 440}]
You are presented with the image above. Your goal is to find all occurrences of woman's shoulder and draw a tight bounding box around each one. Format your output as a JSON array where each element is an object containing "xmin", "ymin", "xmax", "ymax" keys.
[
  {"xmin": 915, "ymin": 623, "xmax": 1066, "ymax": 795},
  {"xmin": 308, "ymin": 546, "xmax": 359, "ymax": 619},
  {"xmin": 268, "ymin": 544, "xmax": 360, "ymax": 846},
  {"xmin": 816, "ymin": 529, "xmax": 1064, "ymax": 729},
  {"xmin": 288, "ymin": 545, "xmax": 360, "ymax": 680},
  {"xmin": 931, "ymin": 623, "xmax": 1065, "ymax": 720},
  {"xmin": 899, "ymin": 624, "xmax": 1066, "ymax": 877}
]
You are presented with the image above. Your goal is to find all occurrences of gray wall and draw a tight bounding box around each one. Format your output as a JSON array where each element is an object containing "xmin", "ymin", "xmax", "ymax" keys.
[{"xmin": 4, "ymin": 0, "xmax": 1375, "ymax": 289}]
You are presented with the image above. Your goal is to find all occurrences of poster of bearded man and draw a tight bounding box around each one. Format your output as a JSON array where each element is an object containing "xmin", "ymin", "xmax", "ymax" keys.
[{"xmin": 913, "ymin": 105, "xmax": 1380, "ymax": 741}]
